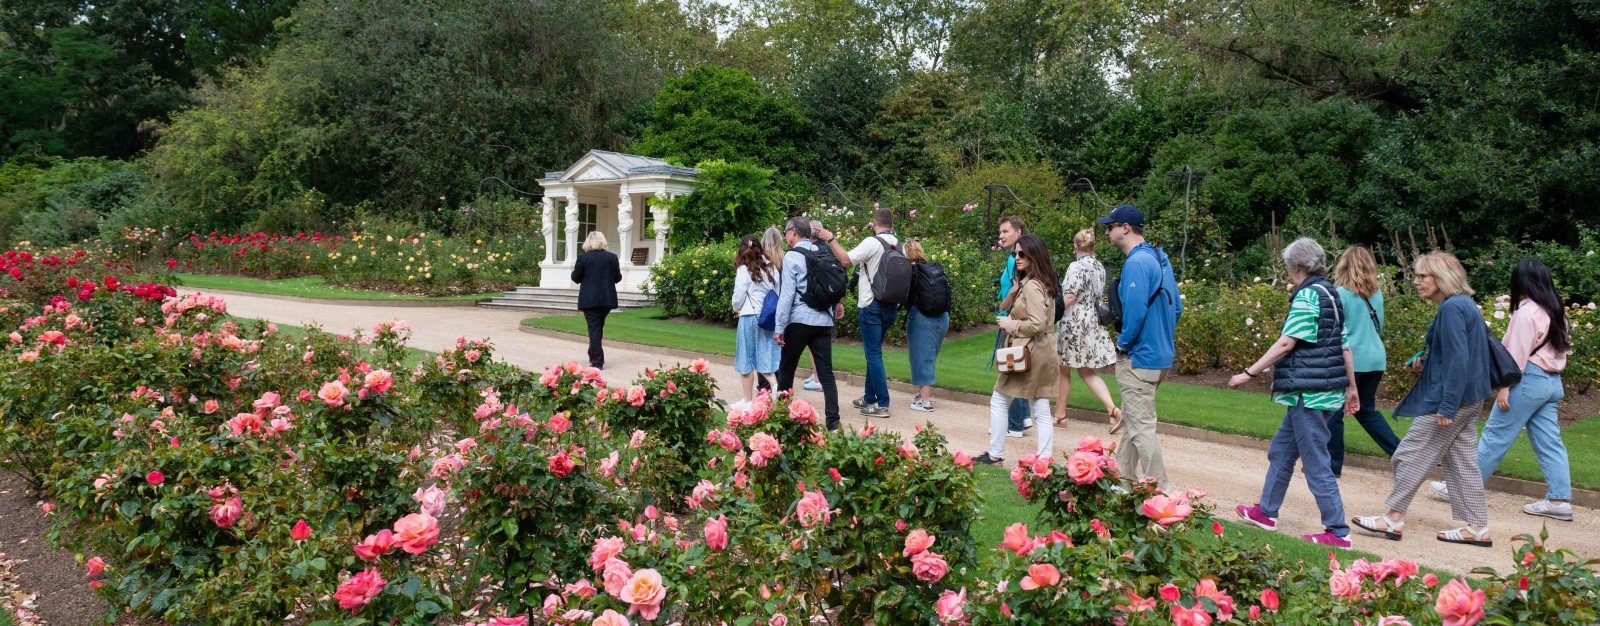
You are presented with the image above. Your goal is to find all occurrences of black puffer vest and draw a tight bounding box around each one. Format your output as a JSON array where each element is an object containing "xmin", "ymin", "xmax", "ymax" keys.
[{"xmin": 1271, "ymin": 275, "xmax": 1348, "ymax": 392}]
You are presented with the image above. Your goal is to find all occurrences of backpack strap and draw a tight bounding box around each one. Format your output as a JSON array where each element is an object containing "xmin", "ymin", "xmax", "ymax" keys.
[{"xmin": 1310, "ymin": 282, "xmax": 1341, "ymax": 331}]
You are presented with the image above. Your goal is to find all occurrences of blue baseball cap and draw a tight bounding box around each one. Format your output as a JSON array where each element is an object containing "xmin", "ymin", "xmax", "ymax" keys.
[{"xmin": 1096, "ymin": 204, "xmax": 1145, "ymax": 228}]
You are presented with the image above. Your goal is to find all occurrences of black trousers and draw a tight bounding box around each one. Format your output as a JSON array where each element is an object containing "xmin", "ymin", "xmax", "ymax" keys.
[
  {"xmin": 776, "ymin": 322, "xmax": 841, "ymax": 430},
  {"xmin": 1326, "ymin": 370, "xmax": 1401, "ymax": 476},
  {"xmin": 582, "ymin": 307, "xmax": 611, "ymax": 367}
]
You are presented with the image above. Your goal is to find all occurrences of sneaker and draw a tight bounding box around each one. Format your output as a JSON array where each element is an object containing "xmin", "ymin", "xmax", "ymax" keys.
[
  {"xmin": 1523, "ymin": 499, "xmax": 1575, "ymax": 522},
  {"xmin": 1428, "ymin": 480, "xmax": 1450, "ymax": 500},
  {"xmin": 1006, "ymin": 430, "xmax": 1024, "ymax": 439},
  {"xmin": 851, "ymin": 397, "xmax": 871, "ymax": 409},
  {"xmin": 908, "ymin": 398, "xmax": 934, "ymax": 412},
  {"xmin": 1024, "ymin": 418, "xmax": 1035, "ymax": 429},
  {"xmin": 802, "ymin": 377, "xmax": 822, "ymax": 391},
  {"xmin": 1302, "ymin": 531, "xmax": 1353, "ymax": 549},
  {"xmin": 1235, "ymin": 504, "xmax": 1278, "ymax": 531},
  {"xmin": 972, "ymin": 453, "xmax": 1003, "ymax": 465},
  {"xmin": 861, "ymin": 405, "xmax": 890, "ymax": 418}
]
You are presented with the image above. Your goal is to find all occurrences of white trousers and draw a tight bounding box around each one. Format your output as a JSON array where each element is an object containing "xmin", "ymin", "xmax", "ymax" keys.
[{"xmin": 988, "ymin": 391, "xmax": 1054, "ymax": 459}]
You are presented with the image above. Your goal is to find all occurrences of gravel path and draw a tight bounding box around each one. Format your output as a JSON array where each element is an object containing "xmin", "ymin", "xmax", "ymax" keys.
[{"xmin": 7, "ymin": 291, "xmax": 1596, "ymax": 622}]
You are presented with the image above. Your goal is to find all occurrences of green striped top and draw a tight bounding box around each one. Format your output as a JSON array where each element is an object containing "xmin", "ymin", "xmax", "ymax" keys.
[{"xmin": 1273, "ymin": 286, "xmax": 1350, "ymax": 411}]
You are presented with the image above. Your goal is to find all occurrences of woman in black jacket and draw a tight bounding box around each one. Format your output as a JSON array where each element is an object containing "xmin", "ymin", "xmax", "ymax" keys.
[{"xmin": 571, "ymin": 231, "xmax": 622, "ymax": 368}]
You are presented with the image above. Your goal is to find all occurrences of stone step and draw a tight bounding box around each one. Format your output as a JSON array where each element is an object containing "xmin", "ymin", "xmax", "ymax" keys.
[{"xmin": 479, "ymin": 286, "xmax": 655, "ymax": 311}]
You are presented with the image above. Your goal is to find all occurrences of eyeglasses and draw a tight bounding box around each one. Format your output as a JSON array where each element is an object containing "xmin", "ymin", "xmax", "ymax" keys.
[
  {"xmin": 1415, "ymin": 273, "xmax": 1434, "ymax": 279},
  {"xmin": 1105, "ymin": 222, "xmax": 1124, "ymax": 233}
]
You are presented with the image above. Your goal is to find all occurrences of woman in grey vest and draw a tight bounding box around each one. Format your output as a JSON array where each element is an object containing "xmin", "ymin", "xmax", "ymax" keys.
[{"xmin": 1229, "ymin": 237, "xmax": 1359, "ymax": 549}]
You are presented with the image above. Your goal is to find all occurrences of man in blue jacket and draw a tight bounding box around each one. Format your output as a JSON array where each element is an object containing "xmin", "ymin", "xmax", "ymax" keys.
[{"xmin": 1099, "ymin": 205, "xmax": 1181, "ymax": 488}]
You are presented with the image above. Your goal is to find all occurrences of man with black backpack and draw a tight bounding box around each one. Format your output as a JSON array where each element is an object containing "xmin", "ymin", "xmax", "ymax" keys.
[
  {"xmin": 816, "ymin": 208, "xmax": 909, "ymax": 418},
  {"xmin": 1099, "ymin": 204, "xmax": 1182, "ymax": 489},
  {"xmin": 775, "ymin": 216, "xmax": 848, "ymax": 430}
]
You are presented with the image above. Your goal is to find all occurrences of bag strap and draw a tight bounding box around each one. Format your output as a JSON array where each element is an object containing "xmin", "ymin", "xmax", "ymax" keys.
[
  {"xmin": 1311, "ymin": 282, "xmax": 1341, "ymax": 330},
  {"xmin": 1362, "ymin": 296, "xmax": 1381, "ymax": 332}
]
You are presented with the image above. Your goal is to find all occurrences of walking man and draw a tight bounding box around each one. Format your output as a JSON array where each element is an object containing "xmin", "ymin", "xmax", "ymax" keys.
[
  {"xmin": 1099, "ymin": 205, "xmax": 1181, "ymax": 488},
  {"xmin": 775, "ymin": 217, "xmax": 844, "ymax": 430},
  {"xmin": 817, "ymin": 208, "xmax": 905, "ymax": 417},
  {"xmin": 995, "ymin": 216, "xmax": 1033, "ymax": 437}
]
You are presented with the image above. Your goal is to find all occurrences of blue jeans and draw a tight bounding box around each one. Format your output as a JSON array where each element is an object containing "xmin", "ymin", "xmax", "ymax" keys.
[
  {"xmin": 1259, "ymin": 398, "xmax": 1348, "ymax": 537},
  {"xmin": 907, "ymin": 309, "xmax": 949, "ymax": 387},
  {"xmin": 1478, "ymin": 364, "xmax": 1570, "ymax": 501},
  {"xmin": 857, "ymin": 301, "xmax": 898, "ymax": 407}
]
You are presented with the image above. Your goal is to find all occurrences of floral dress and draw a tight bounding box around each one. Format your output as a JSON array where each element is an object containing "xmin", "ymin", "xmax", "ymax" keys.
[{"xmin": 1056, "ymin": 255, "xmax": 1117, "ymax": 369}]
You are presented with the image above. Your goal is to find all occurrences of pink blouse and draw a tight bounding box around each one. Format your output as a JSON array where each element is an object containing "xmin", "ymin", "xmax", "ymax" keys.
[{"xmin": 1502, "ymin": 304, "xmax": 1568, "ymax": 373}]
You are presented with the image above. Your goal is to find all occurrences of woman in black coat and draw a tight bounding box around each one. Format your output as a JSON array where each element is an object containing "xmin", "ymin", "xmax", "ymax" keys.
[{"xmin": 571, "ymin": 231, "xmax": 622, "ymax": 368}]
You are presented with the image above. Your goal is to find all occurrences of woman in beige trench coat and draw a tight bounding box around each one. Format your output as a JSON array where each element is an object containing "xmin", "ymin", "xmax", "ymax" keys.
[{"xmin": 975, "ymin": 233, "xmax": 1059, "ymax": 464}]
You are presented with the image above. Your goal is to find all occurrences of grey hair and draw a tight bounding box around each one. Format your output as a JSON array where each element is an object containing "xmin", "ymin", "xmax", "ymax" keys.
[
  {"xmin": 786, "ymin": 216, "xmax": 813, "ymax": 239},
  {"xmin": 1281, "ymin": 237, "xmax": 1327, "ymax": 275}
]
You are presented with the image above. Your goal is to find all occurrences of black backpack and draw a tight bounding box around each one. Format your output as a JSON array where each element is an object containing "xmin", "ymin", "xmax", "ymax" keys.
[
  {"xmin": 867, "ymin": 235, "xmax": 914, "ymax": 304},
  {"xmin": 1098, "ymin": 248, "xmax": 1173, "ymax": 332},
  {"xmin": 792, "ymin": 245, "xmax": 848, "ymax": 311},
  {"xmin": 910, "ymin": 262, "xmax": 951, "ymax": 316}
]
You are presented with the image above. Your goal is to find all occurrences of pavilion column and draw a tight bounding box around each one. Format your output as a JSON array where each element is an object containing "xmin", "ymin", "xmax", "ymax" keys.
[
  {"xmin": 564, "ymin": 194, "xmax": 580, "ymax": 264},
  {"xmin": 617, "ymin": 190, "xmax": 634, "ymax": 267},
  {"xmin": 652, "ymin": 192, "xmax": 672, "ymax": 260},
  {"xmin": 540, "ymin": 196, "xmax": 556, "ymax": 265}
]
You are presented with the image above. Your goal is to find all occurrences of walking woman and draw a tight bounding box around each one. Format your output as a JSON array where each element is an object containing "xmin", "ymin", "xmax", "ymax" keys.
[
  {"xmin": 974, "ymin": 234, "xmax": 1058, "ymax": 464},
  {"xmin": 1354, "ymin": 252, "xmax": 1496, "ymax": 548},
  {"xmin": 731, "ymin": 234, "xmax": 781, "ymax": 403},
  {"xmin": 1430, "ymin": 258, "xmax": 1575, "ymax": 521},
  {"xmin": 903, "ymin": 240, "xmax": 950, "ymax": 412},
  {"xmin": 1053, "ymin": 228, "xmax": 1121, "ymax": 429},
  {"xmin": 1329, "ymin": 246, "xmax": 1401, "ymax": 477},
  {"xmin": 572, "ymin": 231, "xmax": 622, "ymax": 369}
]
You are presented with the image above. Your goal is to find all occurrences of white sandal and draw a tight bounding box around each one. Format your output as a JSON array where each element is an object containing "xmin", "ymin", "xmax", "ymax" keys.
[
  {"xmin": 1437, "ymin": 526, "xmax": 1493, "ymax": 548},
  {"xmin": 1351, "ymin": 514, "xmax": 1405, "ymax": 541}
]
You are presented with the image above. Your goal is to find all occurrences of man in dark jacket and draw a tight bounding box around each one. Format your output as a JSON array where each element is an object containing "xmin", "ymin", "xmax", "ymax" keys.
[{"xmin": 572, "ymin": 231, "xmax": 622, "ymax": 369}]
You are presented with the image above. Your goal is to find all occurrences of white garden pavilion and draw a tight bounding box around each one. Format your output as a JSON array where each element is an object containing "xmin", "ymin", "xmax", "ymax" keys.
[{"xmin": 534, "ymin": 150, "xmax": 697, "ymax": 294}]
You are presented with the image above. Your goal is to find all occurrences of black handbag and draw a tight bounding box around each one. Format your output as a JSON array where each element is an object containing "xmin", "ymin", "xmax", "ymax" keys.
[{"xmin": 1486, "ymin": 334, "xmax": 1523, "ymax": 390}]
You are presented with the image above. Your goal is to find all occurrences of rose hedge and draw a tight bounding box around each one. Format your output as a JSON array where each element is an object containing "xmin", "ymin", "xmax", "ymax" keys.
[{"xmin": 2, "ymin": 245, "xmax": 1595, "ymax": 625}]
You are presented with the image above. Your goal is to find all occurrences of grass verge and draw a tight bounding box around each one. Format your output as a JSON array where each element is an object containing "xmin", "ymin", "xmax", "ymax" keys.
[
  {"xmin": 525, "ymin": 308, "xmax": 1600, "ymax": 491},
  {"xmin": 175, "ymin": 273, "xmax": 501, "ymax": 302}
]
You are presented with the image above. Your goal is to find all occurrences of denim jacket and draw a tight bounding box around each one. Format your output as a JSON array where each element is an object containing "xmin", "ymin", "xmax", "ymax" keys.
[{"xmin": 1393, "ymin": 293, "xmax": 1494, "ymax": 418}]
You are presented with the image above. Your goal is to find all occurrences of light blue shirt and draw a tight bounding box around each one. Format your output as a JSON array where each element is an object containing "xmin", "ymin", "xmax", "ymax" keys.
[
  {"xmin": 774, "ymin": 240, "xmax": 834, "ymax": 331},
  {"xmin": 1337, "ymin": 286, "xmax": 1386, "ymax": 372}
]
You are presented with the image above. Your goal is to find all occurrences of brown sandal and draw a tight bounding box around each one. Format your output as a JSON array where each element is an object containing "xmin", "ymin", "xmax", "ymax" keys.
[
  {"xmin": 1053, "ymin": 412, "xmax": 1069, "ymax": 426},
  {"xmin": 1107, "ymin": 407, "xmax": 1124, "ymax": 434}
]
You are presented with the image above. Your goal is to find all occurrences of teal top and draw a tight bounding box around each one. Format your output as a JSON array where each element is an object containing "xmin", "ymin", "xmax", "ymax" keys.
[
  {"xmin": 1274, "ymin": 286, "xmax": 1350, "ymax": 411},
  {"xmin": 1336, "ymin": 286, "xmax": 1385, "ymax": 373}
]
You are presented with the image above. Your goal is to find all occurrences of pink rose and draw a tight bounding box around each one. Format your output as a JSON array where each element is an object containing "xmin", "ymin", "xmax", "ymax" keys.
[
  {"xmin": 86, "ymin": 556, "xmax": 105, "ymax": 578},
  {"xmin": 549, "ymin": 412, "xmax": 572, "ymax": 434},
  {"xmin": 768, "ymin": 615, "xmax": 787, "ymax": 626},
  {"xmin": 290, "ymin": 519, "xmax": 312, "ymax": 541},
  {"xmin": 488, "ymin": 617, "xmax": 528, "ymax": 626},
  {"xmin": 1423, "ymin": 573, "xmax": 1439, "ymax": 588},
  {"xmin": 146, "ymin": 470, "xmax": 164, "ymax": 486},
  {"xmin": 748, "ymin": 433, "xmax": 782, "ymax": 466},
  {"xmin": 602, "ymin": 558, "xmax": 633, "ymax": 597},
  {"xmin": 1139, "ymin": 495, "xmax": 1193, "ymax": 526},
  {"xmin": 566, "ymin": 579, "xmax": 598, "ymax": 598},
  {"xmin": 704, "ymin": 515, "xmax": 729, "ymax": 551},
  {"xmin": 1065, "ymin": 451, "xmax": 1104, "ymax": 485},
  {"xmin": 334, "ymin": 567, "xmax": 386, "ymax": 612},
  {"xmin": 391, "ymin": 512, "xmax": 440, "ymax": 555},
  {"xmin": 591, "ymin": 536, "xmax": 625, "ymax": 572},
  {"xmin": 363, "ymin": 369, "xmax": 394, "ymax": 394},
  {"xmin": 413, "ymin": 485, "xmax": 447, "ymax": 517},
  {"xmin": 203, "ymin": 399, "xmax": 220, "ymax": 414},
  {"xmin": 592, "ymin": 609, "xmax": 630, "ymax": 626},
  {"xmin": 935, "ymin": 588, "xmax": 966, "ymax": 623},
  {"xmin": 911, "ymin": 550, "xmax": 949, "ymax": 583},
  {"xmin": 210, "ymin": 496, "xmax": 242, "ymax": 529},
  {"xmin": 999, "ymin": 523, "xmax": 1033, "ymax": 555},
  {"xmin": 689, "ymin": 359, "xmax": 709, "ymax": 373},
  {"xmin": 951, "ymin": 450, "xmax": 974, "ymax": 470},
  {"xmin": 1075, "ymin": 435, "xmax": 1106, "ymax": 454},
  {"xmin": 1159, "ymin": 583, "xmax": 1181, "ymax": 603},
  {"xmin": 795, "ymin": 490, "xmax": 831, "ymax": 528},
  {"xmin": 353, "ymin": 529, "xmax": 395, "ymax": 561},
  {"xmin": 1376, "ymin": 617, "xmax": 1413, "ymax": 626},
  {"xmin": 317, "ymin": 380, "xmax": 349, "ymax": 406},
  {"xmin": 1260, "ymin": 588, "xmax": 1279, "ymax": 611},
  {"xmin": 1018, "ymin": 563, "xmax": 1060, "ymax": 590},
  {"xmin": 627, "ymin": 385, "xmax": 646, "ymax": 407},
  {"xmin": 788, "ymin": 399, "xmax": 818, "ymax": 425},
  {"xmin": 1329, "ymin": 570, "xmax": 1362, "ymax": 599},
  {"xmin": 1434, "ymin": 578, "xmax": 1485, "ymax": 626},
  {"xmin": 1169, "ymin": 602, "xmax": 1213, "ymax": 626},
  {"xmin": 903, "ymin": 528, "xmax": 936, "ymax": 557},
  {"xmin": 1386, "ymin": 559, "xmax": 1420, "ymax": 583},
  {"xmin": 1193, "ymin": 579, "xmax": 1234, "ymax": 621},
  {"xmin": 549, "ymin": 451, "xmax": 577, "ymax": 477},
  {"xmin": 618, "ymin": 568, "xmax": 668, "ymax": 621},
  {"xmin": 717, "ymin": 430, "xmax": 740, "ymax": 451}
]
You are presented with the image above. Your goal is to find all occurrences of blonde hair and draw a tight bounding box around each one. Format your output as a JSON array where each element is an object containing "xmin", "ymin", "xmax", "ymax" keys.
[
  {"xmin": 1073, "ymin": 228, "xmax": 1095, "ymax": 252},
  {"xmin": 903, "ymin": 239, "xmax": 927, "ymax": 262},
  {"xmin": 582, "ymin": 230, "xmax": 608, "ymax": 252},
  {"xmin": 1335, "ymin": 246, "xmax": 1379, "ymax": 298},
  {"xmin": 1414, "ymin": 251, "xmax": 1473, "ymax": 297},
  {"xmin": 762, "ymin": 226, "xmax": 784, "ymax": 268}
]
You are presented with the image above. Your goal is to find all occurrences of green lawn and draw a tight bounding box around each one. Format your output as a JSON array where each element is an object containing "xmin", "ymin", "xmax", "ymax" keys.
[
  {"xmin": 525, "ymin": 308, "xmax": 1600, "ymax": 491},
  {"xmin": 174, "ymin": 273, "xmax": 501, "ymax": 302}
]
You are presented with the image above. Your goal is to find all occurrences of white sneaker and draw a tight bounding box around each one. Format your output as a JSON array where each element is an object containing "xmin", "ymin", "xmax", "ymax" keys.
[
  {"xmin": 802, "ymin": 376, "xmax": 822, "ymax": 391},
  {"xmin": 1024, "ymin": 418, "xmax": 1035, "ymax": 429},
  {"xmin": 1006, "ymin": 430, "xmax": 1024, "ymax": 439},
  {"xmin": 1523, "ymin": 499, "xmax": 1574, "ymax": 521},
  {"xmin": 1427, "ymin": 480, "xmax": 1450, "ymax": 500},
  {"xmin": 908, "ymin": 398, "xmax": 934, "ymax": 412}
]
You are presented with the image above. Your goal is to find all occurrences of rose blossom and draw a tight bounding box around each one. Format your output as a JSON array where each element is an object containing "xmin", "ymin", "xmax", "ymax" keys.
[
  {"xmin": 290, "ymin": 519, "xmax": 312, "ymax": 541},
  {"xmin": 1375, "ymin": 618, "xmax": 1413, "ymax": 626},
  {"xmin": 86, "ymin": 556, "xmax": 105, "ymax": 578},
  {"xmin": 353, "ymin": 529, "xmax": 395, "ymax": 561},
  {"xmin": 935, "ymin": 588, "xmax": 966, "ymax": 623},
  {"xmin": 952, "ymin": 450, "xmax": 973, "ymax": 469},
  {"xmin": 146, "ymin": 470, "xmax": 164, "ymax": 486},
  {"xmin": 1329, "ymin": 570, "xmax": 1362, "ymax": 599},
  {"xmin": 1018, "ymin": 563, "xmax": 1061, "ymax": 590},
  {"xmin": 704, "ymin": 515, "xmax": 729, "ymax": 551},
  {"xmin": 1000, "ymin": 523, "xmax": 1034, "ymax": 555},
  {"xmin": 391, "ymin": 512, "xmax": 440, "ymax": 555},
  {"xmin": 788, "ymin": 399, "xmax": 818, "ymax": 425},
  {"xmin": 1139, "ymin": 494, "xmax": 1193, "ymax": 526},
  {"xmin": 549, "ymin": 451, "xmax": 577, "ymax": 477},
  {"xmin": 317, "ymin": 380, "xmax": 350, "ymax": 406},
  {"xmin": 911, "ymin": 550, "xmax": 949, "ymax": 583},
  {"xmin": 413, "ymin": 485, "xmax": 448, "ymax": 517},
  {"xmin": 618, "ymin": 568, "xmax": 668, "ymax": 620},
  {"xmin": 626, "ymin": 385, "xmax": 646, "ymax": 407},
  {"xmin": 591, "ymin": 536, "xmax": 625, "ymax": 572},
  {"xmin": 1065, "ymin": 451, "xmax": 1104, "ymax": 484},
  {"xmin": 748, "ymin": 433, "xmax": 782, "ymax": 466},
  {"xmin": 592, "ymin": 609, "xmax": 630, "ymax": 626},
  {"xmin": 1260, "ymin": 588, "xmax": 1279, "ymax": 611},
  {"xmin": 903, "ymin": 528, "xmax": 936, "ymax": 557},
  {"xmin": 1159, "ymin": 583, "xmax": 1181, "ymax": 603},
  {"xmin": 1434, "ymin": 578, "xmax": 1486, "ymax": 626},
  {"xmin": 794, "ymin": 490, "xmax": 831, "ymax": 528},
  {"xmin": 1170, "ymin": 602, "xmax": 1212, "ymax": 626},
  {"xmin": 549, "ymin": 412, "xmax": 572, "ymax": 434},
  {"xmin": 334, "ymin": 568, "xmax": 386, "ymax": 612},
  {"xmin": 363, "ymin": 369, "xmax": 394, "ymax": 394},
  {"xmin": 210, "ymin": 497, "xmax": 243, "ymax": 529},
  {"xmin": 602, "ymin": 558, "xmax": 633, "ymax": 597}
]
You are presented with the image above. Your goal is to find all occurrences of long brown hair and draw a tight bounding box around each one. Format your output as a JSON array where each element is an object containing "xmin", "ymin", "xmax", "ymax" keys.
[
  {"xmin": 1335, "ymin": 245, "xmax": 1379, "ymax": 298},
  {"xmin": 736, "ymin": 235, "xmax": 773, "ymax": 283},
  {"xmin": 1013, "ymin": 233, "xmax": 1058, "ymax": 300}
]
